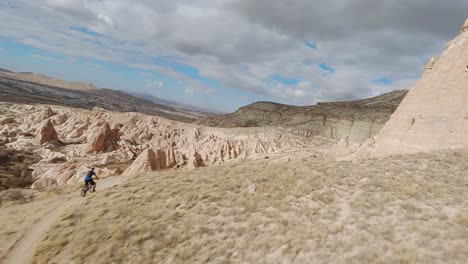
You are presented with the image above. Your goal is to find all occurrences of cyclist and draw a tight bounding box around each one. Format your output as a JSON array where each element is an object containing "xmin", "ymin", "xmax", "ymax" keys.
[{"xmin": 84, "ymin": 167, "xmax": 99, "ymax": 192}]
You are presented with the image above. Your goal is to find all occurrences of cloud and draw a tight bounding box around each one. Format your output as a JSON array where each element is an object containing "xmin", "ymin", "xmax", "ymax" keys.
[
  {"xmin": 139, "ymin": 72, "xmax": 152, "ymax": 77},
  {"xmin": 184, "ymin": 87, "xmax": 196, "ymax": 94},
  {"xmin": 30, "ymin": 53, "xmax": 74, "ymax": 65},
  {"xmin": 146, "ymin": 81, "xmax": 164, "ymax": 89},
  {"xmin": 1, "ymin": 0, "xmax": 467, "ymax": 107}
]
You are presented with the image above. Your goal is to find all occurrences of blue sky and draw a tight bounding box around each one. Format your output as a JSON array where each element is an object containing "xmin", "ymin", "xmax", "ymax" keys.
[
  {"xmin": 1, "ymin": 1, "xmax": 462, "ymax": 112},
  {"xmin": 0, "ymin": 36, "xmax": 260, "ymax": 112}
]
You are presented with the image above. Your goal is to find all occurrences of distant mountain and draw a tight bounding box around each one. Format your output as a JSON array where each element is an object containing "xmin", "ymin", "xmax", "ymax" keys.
[
  {"xmin": 0, "ymin": 68, "xmax": 214, "ymax": 119},
  {"xmin": 0, "ymin": 71, "xmax": 97, "ymax": 91},
  {"xmin": 129, "ymin": 92, "xmax": 217, "ymax": 117},
  {"xmin": 195, "ymin": 90, "xmax": 408, "ymax": 143},
  {"xmin": 0, "ymin": 72, "xmax": 201, "ymax": 122}
]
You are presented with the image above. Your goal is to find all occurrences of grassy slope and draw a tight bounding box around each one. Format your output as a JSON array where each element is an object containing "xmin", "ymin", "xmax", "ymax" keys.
[
  {"xmin": 0, "ymin": 149, "xmax": 465, "ymax": 263},
  {"xmin": 22, "ymin": 150, "xmax": 468, "ymax": 264}
]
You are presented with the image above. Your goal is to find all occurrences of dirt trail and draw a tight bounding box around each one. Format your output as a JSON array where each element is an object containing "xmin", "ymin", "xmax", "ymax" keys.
[{"xmin": 3, "ymin": 175, "xmax": 126, "ymax": 264}]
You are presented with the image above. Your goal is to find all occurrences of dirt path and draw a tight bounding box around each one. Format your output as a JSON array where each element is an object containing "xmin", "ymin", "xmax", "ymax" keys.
[{"xmin": 3, "ymin": 175, "xmax": 126, "ymax": 264}]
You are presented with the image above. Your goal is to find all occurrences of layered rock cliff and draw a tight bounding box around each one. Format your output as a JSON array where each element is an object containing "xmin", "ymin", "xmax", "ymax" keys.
[{"xmin": 195, "ymin": 90, "xmax": 407, "ymax": 143}]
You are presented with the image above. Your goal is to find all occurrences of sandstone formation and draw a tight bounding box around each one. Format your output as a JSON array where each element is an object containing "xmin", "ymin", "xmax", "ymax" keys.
[
  {"xmin": 83, "ymin": 122, "xmax": 119, "ymax": 154},
  {"xmin": 34, "ymin": 119, "xmax": 60, "ymax": 145},
  {"xmin": 123, "ymin": 148, "xmax": 168, "ymax": 176},
  {"xmin": 42, "ymin": 107, "xmax": 56, "ymax": 120},
  {"xmin": 195, "ymin": 90, "xmax": 407, "ymax": 144},
  {"xmin": 425, "ymin": 57, "xmax": 437, "ymax": 70},
  {"xmin": 0, "ymin": 103, "xmax": 317, "ymax": 189},
  {"xmin": 192, "ymin": 153, "xmax": 204, "ymax": 168},
  {"xmin": 347, "ymin": 19, "xmax": 468, "ymax": 158}
]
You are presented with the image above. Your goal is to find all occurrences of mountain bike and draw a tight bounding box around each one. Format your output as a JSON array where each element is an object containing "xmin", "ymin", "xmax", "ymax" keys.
[{"xmin": 81, "ymin": 181, "xmax": 96, "ymax": 197}]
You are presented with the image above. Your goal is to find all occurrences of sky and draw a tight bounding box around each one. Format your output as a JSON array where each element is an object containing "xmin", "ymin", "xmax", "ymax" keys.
[{"xmin": 0, "ymin": 1, "xmax": 467, "ymax": 112}]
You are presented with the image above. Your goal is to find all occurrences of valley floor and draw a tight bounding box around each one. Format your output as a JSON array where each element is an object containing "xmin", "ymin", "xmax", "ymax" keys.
[{"xmin": 0, "ymin": 150, "xmax": 467, "ymax": 264}]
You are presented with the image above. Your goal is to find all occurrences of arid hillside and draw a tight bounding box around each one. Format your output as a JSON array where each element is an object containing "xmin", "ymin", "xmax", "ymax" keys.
[
  {"xmin": 0, "ymin": 71, "xmax": 97, "ymax": 91},
  {"xmin": 0, "ymin": 75, "xmax": 202, "ymax": 122},
  {"xmin": 0, "ymin": 149, "xmax": 466, "ymax": 263},
  {"xmin": 195, "ymin": 90, "xmax": 407, "ymax": 143}
]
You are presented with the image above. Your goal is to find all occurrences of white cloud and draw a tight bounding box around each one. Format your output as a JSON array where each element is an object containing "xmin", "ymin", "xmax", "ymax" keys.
[
  {"xmin": 140, "ymin": 72, "xmax": 152, "ymax": 77},
  {"xmin": 30, "ymin": 53, "xmax": 74, "ymax": 65},
  {"xmin": 146, "ymin": 81, "xmax": 164, "ymax": 89},
  {"xmin": 184, "ymin": 87, "xmax": 196, "ymax": 94},
  {"xmin": 1, "ymin": 0, "xmax": 466, "ymax": 106}
]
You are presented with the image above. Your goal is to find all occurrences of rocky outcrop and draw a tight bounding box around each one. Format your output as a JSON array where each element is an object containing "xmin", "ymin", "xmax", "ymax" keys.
[
  {"xmin": 123, "ymin": 148, "xmax": 167, "ymax": 176},
  {"xmin": 83, "ymin": 122, "xmax": 119, "ymax": 154},
  {"xmin": 425, "ymin": 57, "xmax": 437, "ymax": 70},
  {"xmin": 41, "ymin": 107, "xmax": 56, "ymax": 120},
  {"xmin": 195, "ymin": 90, "xmax": 407, "ymax": 144},
  {"xmin": 31, "ymin": 177, "xmax": 57, "ymax": 190},
  {"xmin": 0, "ymin": 103, "xmax": 316, "ymax": 189},
  {"xmin": 192, "ymin": 153, "xmax": 204, "ymax": 168},
  {"xmin": 348, "ymin": 19, "xmax": 468, "ymax": 158},
  {"xmin": 34, "ymin": 119, "xmax": 60, "ymax": 145}
]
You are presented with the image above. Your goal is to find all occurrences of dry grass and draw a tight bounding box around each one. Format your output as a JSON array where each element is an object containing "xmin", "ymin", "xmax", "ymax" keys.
[
  {"xmin": 4, "ymin": 150, "xmax": 468, "ymax": 263},
  {"xmin": 0, "ymin": 188, "xmax": 35, "ymax": 206}
]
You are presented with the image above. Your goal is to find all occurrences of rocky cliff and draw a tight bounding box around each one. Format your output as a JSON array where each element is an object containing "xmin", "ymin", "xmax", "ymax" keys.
[
  {"xmin": 362, "ymin": 19, "xmax": 468, "ymax": 157},
  {"xmin": 338, "ymin": 19, "xmax": 468, "ymax": 160},
  {"xmin": 195, "ymin": 90, "xmax": 407, "ymax": 143}
]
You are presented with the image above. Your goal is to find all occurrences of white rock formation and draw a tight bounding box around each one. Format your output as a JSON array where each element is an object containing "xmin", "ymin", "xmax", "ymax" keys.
[
  {"xmin": 363, "ymin": 20, "xmax": 468, "ymax": 157},
  {"xmin": 34, "ymin": 119, "xmax": 60, "ymax": 145},
  {"xmin": 0, "ymin": 103, "xmax": 314, "ymax": 188},
  {"xmin": 123, "ymin": 148, "xmax": 167, "ymax": 176},
  {"xmin": 83, "ymin": 122, "xmax": 119, "ymax": 154}
]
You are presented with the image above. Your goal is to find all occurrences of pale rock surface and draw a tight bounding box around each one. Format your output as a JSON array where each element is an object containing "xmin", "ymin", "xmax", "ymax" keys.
[
  {"xmin": 192, "ymin": 153, "xmax": 204, "ymax": 168},
  {"xmin": 0, "ymin": 103, "xmax": 320, "ymax": 188},
  {"xmin": 31, "ymin": 177, "xmax": 57, "ymax": 190},
  {"xmin": 461, "ymin": 18, "xmax": 468, "ymax": 33},
  {"xmin": 83, "ymin": 122, "xmax": 119, "ymax": 154},
  {"xmin": 195, "ymin": 90, "xmax": 407, "ymax": 145},
  {"xmin": 247, "ymin": 183, "xmax": 258, "ymax": 194},
  {"xmin": 425, "ymin": 57, "xmax": 437, "ymax": 70},
  {"xmin": 349, "ymin": 20, "xmax": 468, "ymax": 158},
  {"xmin": 34, "ymin": 119, "xmax": 60, "ymax": 145},
  {"xmin": 123, "ymin": 148, "xmax": 167, "ymax": 176},
  {"xmin": 41, "ymin": 107, "xmax": 56, "ymax": 120}
]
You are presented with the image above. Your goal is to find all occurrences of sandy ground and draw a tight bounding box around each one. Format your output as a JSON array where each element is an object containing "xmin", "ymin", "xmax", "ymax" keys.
[
  {"xmin": 0, "ymin": 175, "xmax": 127, "ymax": 264},
  {"xmin": 0, "ymin": 150, "xmax": 467, "ymax": 264}
]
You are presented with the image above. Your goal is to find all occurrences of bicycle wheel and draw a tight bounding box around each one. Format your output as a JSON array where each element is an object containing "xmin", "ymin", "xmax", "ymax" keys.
[{"xmin": 81, "ymin": 185, "xmax": 87, "ymax": 197}]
